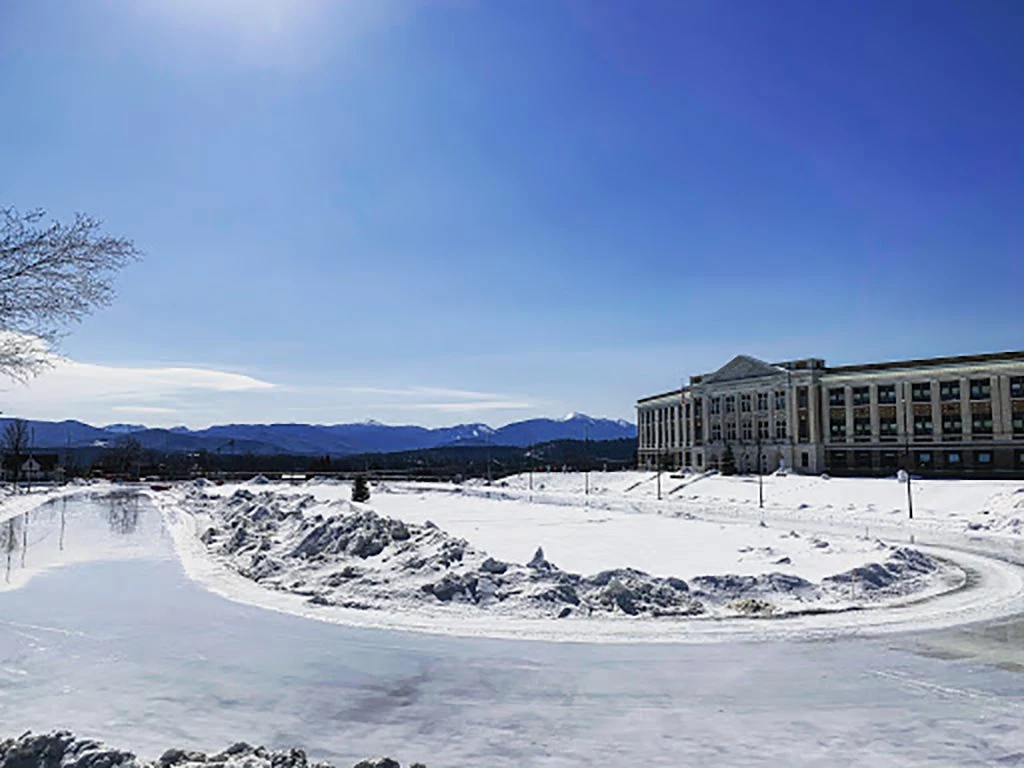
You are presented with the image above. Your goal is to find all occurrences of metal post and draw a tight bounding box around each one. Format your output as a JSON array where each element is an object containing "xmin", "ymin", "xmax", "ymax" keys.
[
  {"xmin": 528, "ymin": 446, "xmax": 533, "ymax": 491},
  {"xmin": 486, "ymin": 434, "xmax": 492, "ymax": 485},
  {"xmin": 583, "ymin": 423, "xmax": 590, "ymax": 496},
  {"xmin": 657, "ymin": 455, "xmax": 662, "ymax": 500},
  {"xmin": 903, "ymin": 390, "xmax": 914, "ymax": 520}
]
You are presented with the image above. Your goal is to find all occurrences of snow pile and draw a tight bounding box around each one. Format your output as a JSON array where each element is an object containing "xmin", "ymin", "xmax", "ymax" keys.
[
  {"xmin": 186, "ymin": 488, "xmax": 956, "ymax": 621},
  {"xmin": 0, "ymin": 731, "xmax": 421, "ymax": 768}
]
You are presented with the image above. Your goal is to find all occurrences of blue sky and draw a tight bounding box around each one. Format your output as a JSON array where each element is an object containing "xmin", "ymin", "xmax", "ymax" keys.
[{"xmin": 1, "ymin": 0, "xmax": 1022, "ymax": 428}]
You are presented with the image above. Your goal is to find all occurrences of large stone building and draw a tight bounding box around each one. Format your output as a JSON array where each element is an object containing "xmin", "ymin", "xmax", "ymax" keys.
[{"xmin": 637, "ymin": 351, "xmax": 1024, "ymax": 477}]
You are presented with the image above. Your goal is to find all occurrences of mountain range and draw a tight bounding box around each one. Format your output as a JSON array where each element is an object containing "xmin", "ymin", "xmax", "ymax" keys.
[{"xmin": 0, "ymin": 413, "xmax": 636, "ymax": 456}]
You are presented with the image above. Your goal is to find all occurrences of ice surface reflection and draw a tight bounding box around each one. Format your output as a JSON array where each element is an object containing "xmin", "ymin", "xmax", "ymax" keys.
[{"xmin": 0, "ymin": 492, "xmax": 170, "ymax": 591}]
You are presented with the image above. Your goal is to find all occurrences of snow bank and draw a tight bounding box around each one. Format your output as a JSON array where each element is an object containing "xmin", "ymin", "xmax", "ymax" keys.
[
  {"xmin": 178, "ymin": 487, "xmax": 959, "ymax": 623},
  {"xmin": 0, "ymin": 731, "xmax": 420, "ymax": 768}
]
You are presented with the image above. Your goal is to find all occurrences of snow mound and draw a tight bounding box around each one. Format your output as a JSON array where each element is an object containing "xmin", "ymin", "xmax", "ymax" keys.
[
  {"xmin": 0, "ymin": 731, "xmax": 420, "ymax": 768},
  {"xmin": 187, "ymin": 489, "xmax": 954, "ymax": 622}
]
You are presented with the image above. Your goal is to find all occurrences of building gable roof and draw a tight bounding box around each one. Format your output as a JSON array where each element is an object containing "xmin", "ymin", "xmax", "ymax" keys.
[{"xmin": 702, "ymin": 355, "xmax": 784, "ymax": 384}]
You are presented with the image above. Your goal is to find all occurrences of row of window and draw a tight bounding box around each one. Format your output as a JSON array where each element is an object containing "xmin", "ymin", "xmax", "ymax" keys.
[
  {"xmin": 709, "ymin": 419, "xmax": 787, "ymax": 442},
  {"xmin": 828, "ymin": 376, "xmax": 1024, "ymax": 407},
  {"xmin": 709, "ymin": 390, "xmax": 787, "ymax": 415},
  {"xmin": 827, "ymin": 449, "xmax": 1024, "ymax": 469},
  {"xmin": 828, "ymin": 410, "xmax": 1024, "ymax": 439}
]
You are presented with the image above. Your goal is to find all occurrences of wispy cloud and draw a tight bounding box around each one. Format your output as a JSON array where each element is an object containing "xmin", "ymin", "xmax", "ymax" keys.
[
  {"xmin": 0, "ymin": 343, "xmax": 547, "ymax": 427},
  {"xmin": 380, "ymin": 400, "xmax": 535, "ymax": 412},
  {"xmin": 333, "ymin": 385, "xmax": 522, "ymax": 401},
  {"xmin": 0, "ymin": 350, "xmax": 275, "ymax": 424},
  {"xmin": 110, "ymin": 405, "xmax": 179, "ymax": 415}
]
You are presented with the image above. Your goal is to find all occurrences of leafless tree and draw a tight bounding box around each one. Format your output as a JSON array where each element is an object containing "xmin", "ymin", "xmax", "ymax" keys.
[
  {"xmin": 3, "ymin": 418, "xmax": 30, "ymax": 490},
  {"xmin": 0, "ymin": 207, "xmax": 142, "ymax": 381},
  {"xmin": 106, "ymin": 435, "xmax": 143, "ymax": 478}
]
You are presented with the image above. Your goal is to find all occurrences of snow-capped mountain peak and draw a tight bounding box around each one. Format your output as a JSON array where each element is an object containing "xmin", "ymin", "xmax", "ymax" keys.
[{"xmin": 562, "ymin": 411, "xmax": 592, "ymax": 422}]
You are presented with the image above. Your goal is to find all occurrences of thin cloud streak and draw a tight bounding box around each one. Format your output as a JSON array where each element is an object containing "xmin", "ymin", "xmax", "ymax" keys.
[{"xmin": 375, "ymin": 400, "xmax": 535, "ymax": 412}]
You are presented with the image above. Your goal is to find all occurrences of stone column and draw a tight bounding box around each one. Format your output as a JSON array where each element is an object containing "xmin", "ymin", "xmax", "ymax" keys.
[
  {"xmin": 869, "ymin": 383, "xmax": 880, "ymax": 441},
  {"xmin": 896, "ymin": 381, "xmax": 909, "ymax": 443},
  {"xmin": 960, "ymin": 377, "xmax": 972, "ymax": 439},
  {"xmin": 844, "ymin": 385, "xmax": 854, "ymax": 443},
  {"xmin": 995, "ymin": 375, "xmax": 1011, "ymax": 441},
  {"xmin": 930, "ymin": 378, "xmax": 941, "ymax": 441},
  {"xmin": 809, "ymin": 382, "xmax": 821, "ymax": 444}
]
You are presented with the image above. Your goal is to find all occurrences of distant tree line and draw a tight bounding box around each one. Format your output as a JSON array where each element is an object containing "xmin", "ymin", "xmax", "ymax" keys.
[{"xmin": 47, "ymin": 437, "xmax": 638, "ymax": 481}]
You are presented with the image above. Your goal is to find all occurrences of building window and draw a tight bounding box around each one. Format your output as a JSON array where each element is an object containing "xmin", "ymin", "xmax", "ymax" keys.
[
  {"xmin": 741, "ymin": 421, "xmax": 753, "ymax": 440},
  {"xmin": 912, "ymin": 382, "xmax": 931, "ymax": 403},
  {"xmin": 947, "ymin": 451, "xmax": 962, "ymax": 466},
  {"xmin": 695, "ymin": 399, "xmax": 703, "ymax": 416},
  {"xmin": 725, "ymin": 395, "xmax": 736, "ymax": 413},
  {"xmin": 741, "ymin": 394, "xmax": 752, "ymax": 413},
  {"xmin": 830, "ymin": 420, "xmax": 847, "ymax": 441},
  {"xmin": 711, "ymin": 423, "xmax": 722, "ymax": 441},
  {"xmin": 916, "ymin": 452, "xmax": 933, "ymax": 466},
  {"xmin": 852, "ymin": 386, "xmax": 870, "ymax": 406},
  {"xmin": 1012, "ymin": 377, "xmax": 1024, "ymax": 399},
  {"xmin": 757, "ymin": 420, "xmax": 770, "ymax": 440},
  {"xmin": 970, "ymin": 378, "xmax": 991, "ymax": 400},
  {"xmin": 1013, "ymin": 410, "xmax": 1024, "ymax": 436},
  {"xmin": 854, "ymin": 416, "xmax": 871, "ymax": 439},
  {"xmin": 1016, "ymin": 450, "xmax": 1024, "ymax": 467},
  {"xmin": 828, "ymin": 451, "xmax": 848, "ymax": 469},
  {"xmin": 774, "ymin": 390, "xmax": 786, "ymax": 411},
  {"xmin": 942, "ymin": 413, "xmax": 963, "ymax": 437},
  {"xmin": 696, "ymin": 454, "xmax": 703, "ymax": 467},
  {"xmin": 710, "ymin": 397, "xmax": 721, "ymax": 415},
  {"xmin": 774, "ymin": 419, "xmax": 787, "ymax": 440},
  {"xmin": 940, "ymin": 380, "xmax": 960, "ymax": 401},
  {"xmin": 756, "ymin": 392, "xmax": 769, "ymax": 411},
  {"xmin": 878, "ymin": 385, "xmax": 897, "ymax": 404},
  {"xmin": 976, "ymin": 451, "xmax": 993, "ymax": 465},
  {"xmin": 972, "ymin": 411, "xmax": 994, "ymax": 436},
  {"xmin": 725, "ymin": 422, "xmax": 737, "ymax": 441},
  {"xmin": 797, "ymin": 387, "xmax": 808, "ymax": 409},
  {"xmin": 801, "ymin": 451, "xmax": 809, "ymax": 468},
  {"xmin": 798, "ymin": 415, "xmax": 809, "ymax": 442},
  {"xmin": 913, "ymin": 413, "xmax": 934, "ymax": 437},
  {"xmin": 880, "ymin": 417, "xmax": 899, "ymax": 439},
  {"xmin": 829, "ymin": 388, "xmax": 846, "ymax": 407},
  {"xmin": 854, "ymin": 451, "xmax": 872, "ymax": 469}
]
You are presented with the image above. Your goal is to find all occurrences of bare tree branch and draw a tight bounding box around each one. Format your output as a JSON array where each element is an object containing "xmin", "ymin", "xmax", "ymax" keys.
[{"xmin": 0, "ymin": 207, "xmax": 141, "ymax": 380}]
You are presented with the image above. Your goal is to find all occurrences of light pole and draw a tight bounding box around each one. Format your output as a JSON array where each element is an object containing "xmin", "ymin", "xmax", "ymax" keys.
[
  {"xmin": 901, "ymin": 389, "xmax": 914, "ymax": 520},
  {"xmin": 756, "ymin": 435, "xmax": 764, "ymax": 522},
  {"xmin": 528, "ymin": 445, "xmax": 533, "ymax": 491},
  {"xmin": 584, "ymin": 422, "xmax": 590, "ymax": 496}
]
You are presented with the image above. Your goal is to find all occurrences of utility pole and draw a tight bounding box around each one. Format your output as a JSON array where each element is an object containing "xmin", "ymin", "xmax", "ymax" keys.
[{"xmin": 657, "ymin": 454, "xmax": 662, "ymax": 500}]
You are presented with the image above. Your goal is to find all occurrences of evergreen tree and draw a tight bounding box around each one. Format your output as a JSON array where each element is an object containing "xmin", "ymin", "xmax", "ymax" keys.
[
  {"xmin": 721, "ymin": 444, "xmax": 737, "ymax": 476},
  {"xmin": 352, "ymin": 474, "xmax": 370, "ymax": 503}
]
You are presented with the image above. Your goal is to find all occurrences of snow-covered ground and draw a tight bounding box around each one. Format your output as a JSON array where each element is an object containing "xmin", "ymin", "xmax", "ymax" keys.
[
  {"xmin": 142, "ymin": 471, "xmax": 1024, "ymax": 642},
  {"xmin": 1, "ymin": 489, "xmax": 1024, "ymax": 766}
]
